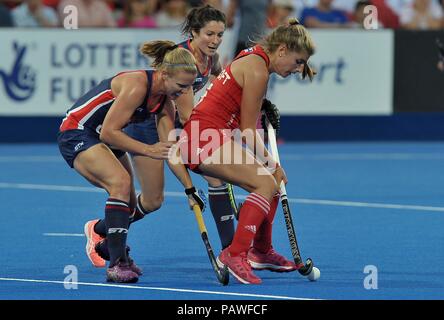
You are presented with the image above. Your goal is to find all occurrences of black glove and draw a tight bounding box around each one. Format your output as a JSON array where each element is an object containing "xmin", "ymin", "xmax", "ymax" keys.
[
  {"xmin": 261, "ymin": 98, "xmax": 280, "ymax": 136},
  {"xmin": 185, "ymin": 187, "xmax": 206, "ymax": 212}
]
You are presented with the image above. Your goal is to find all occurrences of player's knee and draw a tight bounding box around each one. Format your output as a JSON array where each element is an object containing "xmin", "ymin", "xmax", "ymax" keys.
[
  {"xmin": 206, "ymin": 176, "xmax": 224, "ymax": 188},
  {"xmin": 109, "ymin": 174, "xmax": 132, "ymax": 200},
  {"xmin": 266, "ymin": 176, "xmax": 279, "ymax": 197},
  {"xmin": 256, "ymin": 175, "xmax": 278, "ymax": 201},
  {"xmin": 141, "ymin": 194, "xmax": 164, "ymax": 213},
  {"xmin": 269, "ymin": 177, "xmax": 279, "ymax": 194}
]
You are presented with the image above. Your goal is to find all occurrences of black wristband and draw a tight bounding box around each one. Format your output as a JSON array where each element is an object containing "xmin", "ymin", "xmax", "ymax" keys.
[{"xmin": 185, "ymin": 187, "xmax": 196, "ymax": 195}]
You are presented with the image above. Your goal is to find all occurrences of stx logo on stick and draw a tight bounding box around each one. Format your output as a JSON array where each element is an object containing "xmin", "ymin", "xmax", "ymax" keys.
[{"xmin": 283, "ymin": 202, "xmax": 301, "ymax": 259}]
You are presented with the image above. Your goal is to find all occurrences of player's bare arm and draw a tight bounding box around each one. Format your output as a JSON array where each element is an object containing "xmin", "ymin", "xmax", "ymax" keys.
[
  {"xmin": 175, "ymin": 87, "xmax": 195, "ymax": 125},
  {"xmin": 236, "ymin": 56, "xmax": 276, "ymax": 168},
  {"xmin": 100, "ymin": 73, "xmax": 171, "ymax": 159},
  {"xmin": 157, "ymin": 99, "xmax": 193, "ymax": 190}
]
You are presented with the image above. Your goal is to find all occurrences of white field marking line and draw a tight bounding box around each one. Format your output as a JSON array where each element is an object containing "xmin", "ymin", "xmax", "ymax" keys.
[
  {"xmin": 0, "ymin": 156, "xmax": 61, "ymax": 162},
  {"xmin": 0, "ymin": 277, "xmax": 318, "ymax": 300},
  {"xmin": 2, "ymin": 182, "xmax": 444, "ymax": 213},
  {"xmin": 43, "ymin": 233, "xmax": 84, "ymax": 237},
  {"xmin": 1, "ymin": 153, "xmax": 444, "ymax": 163},
  {"xmin": 0, "ymin": 182, "xmax": 102, "ymax": 193},
  {"xmin": 288, "ymin": 198, "xmax": 444, "ymax": 212},
  {"xmin": 280, "ymin": 153, "xmax": 444, "ymax": 161}
]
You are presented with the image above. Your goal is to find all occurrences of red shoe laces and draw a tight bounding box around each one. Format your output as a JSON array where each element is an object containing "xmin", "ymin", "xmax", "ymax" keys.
[{"xmin": 239, "ymin": 252, "xmax": 252, "ymax": 271}]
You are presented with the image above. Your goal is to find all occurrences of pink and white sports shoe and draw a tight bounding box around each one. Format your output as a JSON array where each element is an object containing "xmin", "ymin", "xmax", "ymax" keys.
[
  {"xmin": 84, "ymin": 219, "xmax": 105, "ymax": 268},
  {"xmin": 106, "ymin": 261, "xmax": 139, "ymax": 283}
]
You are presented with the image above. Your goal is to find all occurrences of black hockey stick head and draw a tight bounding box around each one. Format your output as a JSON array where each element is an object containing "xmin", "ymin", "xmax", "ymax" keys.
[
  {"xmin": 209, "ymin": 251, "xmax": 229, "ymax": 285},
  {"xmin": 216, "ymin": 265, "xmax": 229, "ymax": 285},
  {"xmin": 202, "ymin": 232, "xmax": 230, "ymax": 285},
  {"xmin": 297, "ymin": 258, "xmax": 314, "ymax": 276}
]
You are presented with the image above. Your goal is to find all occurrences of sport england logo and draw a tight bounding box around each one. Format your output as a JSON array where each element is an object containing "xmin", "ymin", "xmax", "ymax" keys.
[{"xmin": 0, "ymin": 42, "xmax": 36, "ymax": 102}]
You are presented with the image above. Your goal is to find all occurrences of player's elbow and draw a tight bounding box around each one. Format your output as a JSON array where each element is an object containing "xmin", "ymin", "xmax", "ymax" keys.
[
  {"xmin": 239, "ymin": 124, "xmax": 256, "ymax": 136},
  {"xmin": 99, "ymin": 128, "xmax": 114, "ymax": 145}
]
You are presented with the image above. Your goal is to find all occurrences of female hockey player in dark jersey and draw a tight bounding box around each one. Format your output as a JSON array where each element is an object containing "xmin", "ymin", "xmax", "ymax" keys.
[
  {"xmin": 58, "ymin": 41, "xmax": 205, "ymax": 283},
  {"xmin": 90, "ymin": 5, "xmax": 236, "ymax": 264}
]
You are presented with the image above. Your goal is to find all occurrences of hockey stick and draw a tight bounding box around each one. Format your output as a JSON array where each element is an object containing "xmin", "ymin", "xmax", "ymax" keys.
[
  {"xmin": 227, "ymin": 183, "xmax": 241, "ymax": 220},
  {"xmin": 265, "ymin": 118, "xmax": 315, "ymax": 277},
  {"xmin": 192, "ymin": 204, "xmax": 229, "ymax": 285}
]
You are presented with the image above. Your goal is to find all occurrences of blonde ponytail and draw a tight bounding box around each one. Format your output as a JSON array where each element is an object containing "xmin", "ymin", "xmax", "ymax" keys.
[{"xmin": 140, "ymin": 40, "xmax": 197, "ymax": 75}]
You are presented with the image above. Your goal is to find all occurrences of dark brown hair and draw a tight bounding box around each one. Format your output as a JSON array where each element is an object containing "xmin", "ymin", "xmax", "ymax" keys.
[{"xmin": 181, "ymin": 4, "xmax": 226, "ymax": 38}]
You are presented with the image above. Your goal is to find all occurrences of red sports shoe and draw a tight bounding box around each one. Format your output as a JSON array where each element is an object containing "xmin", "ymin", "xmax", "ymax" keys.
[
  {"xmin": 84, "ymin": 219, "xmax": 106, "ymax": 268},
  {"xmin": 217, "ymin": 248, "xmax": 262, "ymax": 284},
  {"xmin": 247, "ymin": 247, "xmax": 298, "ymax": 272},
  {"xmin": 106, "ymin": 261, "xmax": 139, "ymax": 283}
]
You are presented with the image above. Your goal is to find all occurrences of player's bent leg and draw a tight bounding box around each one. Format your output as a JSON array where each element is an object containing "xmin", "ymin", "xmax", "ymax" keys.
[
  {"xmin": 118, "ymin": 152, "xmax": 137, "ymax": 210},
  {"xmin": 130, "ymin": 155, "xmax": 165, "ymax": 223},
  {"xmin": 199, "ymin": 141, "xmax": 278, "ymax": 201},
  {"xmin": 93, "ymin": 152, "xmax": 136, "ymax": 236},
  {"xmin": 75, "ymin": 145, "xmax": 129, "ymax": 269},
  {"xmin": 90, "ymin": 141, "xmax": 144, "ymax": 276},
  {"xmin": 73, "ymin": 143, "xmax": 132, "ymax": 200},
  {"xmin": 74, "ymin": 144, "xmax": 138, "ymax": 283},
  {"xmin": 216, "ymin": 189, "xmax": 274, "ymax": 284},
  {"xmin": 248, "ymin": 193, "xmax": 297, "ymax": 272},
  {"xmin": 205, "ymin": 176, "xmax": 235, "ymax": 249},
  {"xmin": 199, "ymin": 141, "xmax": 279, "ymax": 284}
]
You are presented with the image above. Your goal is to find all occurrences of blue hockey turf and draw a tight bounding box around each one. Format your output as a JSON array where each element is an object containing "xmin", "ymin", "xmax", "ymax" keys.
[{"xmin": 1, "ymin": 142, "xmax": 443, "ymax": 300}]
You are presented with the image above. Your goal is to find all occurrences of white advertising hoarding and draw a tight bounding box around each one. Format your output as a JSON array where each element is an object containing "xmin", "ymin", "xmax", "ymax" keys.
[
  {"xmin": 267, "ymin": 30, "xmax": 394, "ymax": 115},
  {"xmin": 0, "ymin": 29, "xmax": 236, "ymax": 116},
  {"xmin": 0, "ymin": 29, "xmax": 393, "ymax": 116}
]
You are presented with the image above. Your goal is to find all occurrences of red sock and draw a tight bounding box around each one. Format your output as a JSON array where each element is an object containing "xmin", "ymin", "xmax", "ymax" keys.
[
  {"xmin": 228, "ymin": 193, "xmax": 270, "ymax": 256},
  {"xmin": 253, "ymin": 193, "xmax": 280, "ymax": 253}
]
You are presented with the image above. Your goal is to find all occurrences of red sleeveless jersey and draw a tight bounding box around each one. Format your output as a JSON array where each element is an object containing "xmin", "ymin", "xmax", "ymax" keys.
[{"xmin": 188, "ymin": 45, "xmax": 270, "ymax": 130}]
